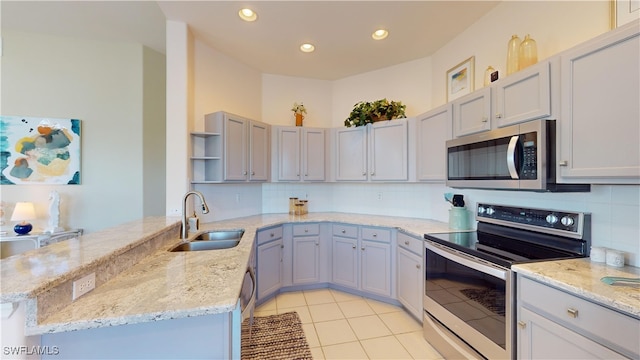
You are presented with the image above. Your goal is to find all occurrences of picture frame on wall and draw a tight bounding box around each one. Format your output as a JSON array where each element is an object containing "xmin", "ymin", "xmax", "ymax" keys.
[
  {"xmin": 0, "ymin": 116, "xmax": 81, "ymax": 185},
  {"xmin": 611, "ymin": 0, "xmax": 640, "ymax": 28},
  {"xmin": 446, "ymin": 56, "xmax": 475, "ymax": 102}
]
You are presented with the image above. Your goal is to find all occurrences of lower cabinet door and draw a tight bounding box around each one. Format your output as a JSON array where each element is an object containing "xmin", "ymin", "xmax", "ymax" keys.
[
  {"xmin": 360, "ymin": 240, "xmax": 391, "ymax": 297},
  {"xmin": 293, "ymin": 236, "xmax": 320, "ymax": 284},
  {"xmin": 332, "ymin": 236, "xmax": 358, "ymax": 288},
  {"xmin": 397, "ymin": 247, "xmax": 422, "ymax": 319},
  {"xmin": 518, "ymin": 307, "xmax": 623, "ymax": 359},
  {"xmin": 257, "ymin": 239, "xmax": 283, "ymax": 300}
]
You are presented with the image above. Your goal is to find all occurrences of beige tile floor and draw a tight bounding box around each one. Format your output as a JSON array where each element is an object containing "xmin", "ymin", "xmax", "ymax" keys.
[{"xmin": 254, "ymin": 288, "xmax": 444, "ymax": 360}]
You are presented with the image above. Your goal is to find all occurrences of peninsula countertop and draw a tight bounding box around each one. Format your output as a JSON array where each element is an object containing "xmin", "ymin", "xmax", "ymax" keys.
[
  {"xmin": 513, "ymin": 259, "xmax": 640, "ymax": 318},
  {"xmin": 1, "ymin": 212, "xmax": 451, "ymax": 335}
]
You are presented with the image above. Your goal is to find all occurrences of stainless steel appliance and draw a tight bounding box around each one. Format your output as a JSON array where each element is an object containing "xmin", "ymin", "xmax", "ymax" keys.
[
  {"xmin": 446, "ymin": 119, "xmax": 590, "ymax": 192},
  {"xmin": 423, "ymin": 203, "xmax": 591, "ymax": 359}
]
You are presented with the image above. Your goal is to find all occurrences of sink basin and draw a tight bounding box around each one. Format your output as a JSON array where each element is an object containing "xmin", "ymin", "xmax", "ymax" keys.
[
  {"xmin": 169, "ymin": 230, "xmax": 244, "ymax": 252},
  {"xmin": 193, "ymin": 230, "xmax": 244, "ymax": 241}
]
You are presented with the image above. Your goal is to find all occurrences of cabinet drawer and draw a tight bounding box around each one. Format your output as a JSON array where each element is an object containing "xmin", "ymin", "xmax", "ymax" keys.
[
  {"xmin": 520, "ymin": 276, "xmax": 639, "ymax": 358},
  {"xmin": 332, "ymin": 224, "xmax": 358, "ymax": 238},
  {"xmin": 397, "ymin": 232, "xmax": 423, "ymax": 256},
  {"xmin": 256, "ymin": 226, "xmax": 283, "ymax": 245},
  {"xmin": 293, "ymin": 223, "xmax": 320, "ymax": 236},
  {"xmin": 362, "ymin": 227, "xmax": 391, "ymax": 243}
]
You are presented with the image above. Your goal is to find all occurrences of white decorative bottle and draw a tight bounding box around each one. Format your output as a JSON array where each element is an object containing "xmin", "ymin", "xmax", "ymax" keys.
[{"xmin": 506, "ymin": 35, "xmax": 521, "ymax": 75}]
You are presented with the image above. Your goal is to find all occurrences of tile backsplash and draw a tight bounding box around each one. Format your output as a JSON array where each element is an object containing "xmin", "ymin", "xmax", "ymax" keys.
[{"xmin": 262, "ymin": 183, "xmax": 640, "ymax": 267}]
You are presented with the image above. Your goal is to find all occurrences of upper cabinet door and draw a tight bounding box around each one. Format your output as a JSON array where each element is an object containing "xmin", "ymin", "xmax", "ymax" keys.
[
  {"xmin": 417, "ymin": 104, "xmax": 452, "ymax": 181},
  {"xmin": 335, "ymin": 126, "xmax": 368, "ymax": 181},
  {"xmin": 559, "ymin": 21, "xmax": 640, "ymax": 183},
  {"xmin": 453, "ymin": 87, "xmax": 492, "ymax": 137},
  {"xmin": 370, "ymin": 120, "xmax": 408, "ymax": 181},
  {"xmin": 249, "ymin": 120, "xmax": 270, "ymax": 181},
  {"xmin": 224, "ymin": 116, "xmax": 248, "ymax": 181},
  {"xmin": 494, "ymin": 61, "xmax": 551, "ymax": 128},
  {"xmin": 302, "ymin": 128, "xmax": 326, "ymax": 181},
  {"xmin": 277, "ymin": 127, "xmax": 301, "ymax": 181}
]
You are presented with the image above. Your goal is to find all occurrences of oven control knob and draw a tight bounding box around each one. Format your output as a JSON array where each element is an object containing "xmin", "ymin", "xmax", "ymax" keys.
[
  {"xmin": 561, "ymin": 216, "xmax": 575, "ymax": 226},
  {"xmin": 478, "ymin": 206, "xmax": 486, "ymax": 215},
  {"xmin": 486, "ymin": 207, "xmax": 495, "ymax": 215},
  {"xmin": 545, "ymin": 214, "xmax": 559, "ymax": 224}
]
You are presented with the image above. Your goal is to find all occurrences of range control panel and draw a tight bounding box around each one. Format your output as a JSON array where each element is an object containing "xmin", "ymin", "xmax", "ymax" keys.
[{"xmin": 477, "ymin": 203, "xmax": 589, "ymax": 239}]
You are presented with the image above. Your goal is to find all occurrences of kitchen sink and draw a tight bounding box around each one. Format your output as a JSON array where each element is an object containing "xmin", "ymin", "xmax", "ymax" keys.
[
  {"xmin": 169, "ymin": 230, "xmax": 244, "ymax": 252},
  {"xmin": 193, "ymin": 230, "xmax": 244, "ymax": 241}
]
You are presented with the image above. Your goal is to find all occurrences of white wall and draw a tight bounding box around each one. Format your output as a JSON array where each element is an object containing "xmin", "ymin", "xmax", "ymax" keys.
[
  {"xmin": 261, "ymin": 74, "xmax": 333, "ymax": 128},
  {"xmin": 0, "ymin": 30, "xmax": 162, "ymax": 233}
]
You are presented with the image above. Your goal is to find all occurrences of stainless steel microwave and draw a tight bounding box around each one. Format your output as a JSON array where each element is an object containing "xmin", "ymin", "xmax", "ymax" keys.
[{"xmin": 446, "ymin": 119, "xmax": 590, "ymax": 192}]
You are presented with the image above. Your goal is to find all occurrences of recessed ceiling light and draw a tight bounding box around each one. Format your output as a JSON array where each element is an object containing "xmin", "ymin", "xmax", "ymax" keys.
[
  {"xmin": 300, "ymin": 43, "xmax": 315, "ymax": 53},
  {"xmin": 238, "ymin": 8, "xmax": 257, "ymax": 22},
  {"xmin": 372, "ymin": 29, "xmax": 389, "ymax": 40}
]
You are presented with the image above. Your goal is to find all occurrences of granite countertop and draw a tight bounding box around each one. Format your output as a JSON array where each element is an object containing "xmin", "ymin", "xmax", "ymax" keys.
[
  {"xmin": 513, "ymin": 259, "xmax": 640, "ymax": 318},
  {"xmin": 1, "ymin": 212, "xmax": 451, "ymax": 335}
]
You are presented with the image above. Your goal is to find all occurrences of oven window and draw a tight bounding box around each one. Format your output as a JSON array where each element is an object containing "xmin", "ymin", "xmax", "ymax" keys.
[{"xmin": 425, "ymin": 248, "xmax": 506, "ymax": 349}]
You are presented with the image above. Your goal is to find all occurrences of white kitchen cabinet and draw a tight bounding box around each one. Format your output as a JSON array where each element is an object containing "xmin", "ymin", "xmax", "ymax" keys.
[
  {"xmin": 335, "ymin": 119, "xmax": 408, "ymax": 181},
  {"xmin": 198, "ymin": 111, "xmax": 270, "ymax": 183},
  {"xmin": 558, "ymin": 20, "xmax": 640, "ymax": 183},
  {"xmin": 417, "ymin": 104, "xmax": 452, "ymax": 181},
  {"xmin": 396, "ymin": 232, "xmax": 423, "ymax": 320},
  {"xmin": 360, "ymin": 239, "xmax": 392, "ymax": 297},
  {"xmin": 332, "ymin": 225, "xmax": 359, "ymax": 289},
  {"xmin": 331, "ymin": 224, "xmax": 394, "ymax": 298},
  {"xmin": 292, "ymin": 224, "xmax": 320, "ymax": 284},
  {"xmin": 517, "ymin": 275, "xmax": 639, "ymax": 359},
  {"xmin": 494, "ymin": 60, "xmax": 552, "ymax": 128},
  {"xmin": 256, "ymin": 227, "xmax": 284, "ymax": 301},
  {"xmin": 274, "ymin": 127, "xmax": 325, "ymax": 182},
  {"xmin": 452, "ymin": 87, "xmax": 492, "ymax": 137}
]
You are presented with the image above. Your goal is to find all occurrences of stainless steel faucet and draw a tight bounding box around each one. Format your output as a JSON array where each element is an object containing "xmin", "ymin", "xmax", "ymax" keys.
[{"xmin": 181, "ymin": 190, "xmax": 210, "ymax": 239}]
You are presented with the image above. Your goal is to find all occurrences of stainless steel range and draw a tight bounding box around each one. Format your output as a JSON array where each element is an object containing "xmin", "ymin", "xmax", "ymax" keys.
[{"xmin": 423, "ymin": 203, "xmax": 591, "ymax": 359}]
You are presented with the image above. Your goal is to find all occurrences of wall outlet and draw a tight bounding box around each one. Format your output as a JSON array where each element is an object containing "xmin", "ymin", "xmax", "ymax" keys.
[{"xmin": 72, "ymin": 272, "xmax": 96, "ymax": 300}]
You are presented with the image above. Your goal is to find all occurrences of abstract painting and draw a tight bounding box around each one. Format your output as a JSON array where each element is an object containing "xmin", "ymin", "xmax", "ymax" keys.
[{"xmin": 0, "ymin": 116, "xmax": 81, "ymax": 185}]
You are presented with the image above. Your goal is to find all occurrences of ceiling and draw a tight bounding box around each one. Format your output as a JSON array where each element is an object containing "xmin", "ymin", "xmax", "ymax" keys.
[{"xmin": 2, "ymin": 1, "xmax": 501, "ymax": 80}]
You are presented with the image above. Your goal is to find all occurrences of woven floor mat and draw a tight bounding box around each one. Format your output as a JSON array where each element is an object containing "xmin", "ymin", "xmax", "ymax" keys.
[{"xmin": 241, "ymin": 311, "xmax": 313, "ymax": 360}]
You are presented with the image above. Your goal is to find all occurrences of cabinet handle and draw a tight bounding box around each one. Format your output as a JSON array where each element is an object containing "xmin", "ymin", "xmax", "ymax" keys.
[
  {"xmin": 304, "ymin": 174, "xmax": 308, "ymax": 177},
  {"xmin": 270, "ymin": 233, "xmax": 274, "ymax": 237},
  {"xmin": 243, "ymin": 171, "xmax": 248, "ymax": 175},
  {"xmin": 251, "ymin": 171, "xmax": 255, "ymax": 175},
  {"xmin": 372, "ymin": 233, "xmax": 377, "ymax": 237},
  {"xmin": 361, "ymin": 247, "xmax": 365, "ymax": 251},
  {"xmin": 315, "ymin": 242, "xmax": 319, "ymax": 246},
  {"xmin": 495, "ymin": 113, "xmax": 503, "ymax": 119},
  {"xmin": 416, "ymin": 264, "xmax": 421, "ymax": 269},
  {"xmin": 518, "ymin": 321, "xmax": 527, "ymax": 329},
  {"xmin": 567, "ymin": 308, "xmax": 579, "ymax": 318},
  {"xmin": 362, "ymin": 172, "xmax": 367, "ymax": 176},
  {"xmin": 482, "ymin": 117, "xmax": 488, "ymax": 123},
  {"xmin": 304, "ymin": 229, "xmax": 308, "ymax": 233},
  {"xmin": 559, "ymin": 160, "xmax": 568, "ymax": 167},
  {"xmin": 370, "ymin": 172, "xmax": 375, "ymax": 176},
  {"xmin": 280, "ymin": 244, "xmax": 284, "ymax": 249},
  {"xmin": 404, "ymin": 240, "xmax": 410, "ymax": 245},
  {"xmin": 352, "ymin": 245, "xmax": 356, "ymax": 249},
  {"xmin": 341, "ymin": 229, "xmax": 346, "ymax": 234},
  {"xmin": 296, "ymin": 173, "xmax": 300, "ymax": 176}
]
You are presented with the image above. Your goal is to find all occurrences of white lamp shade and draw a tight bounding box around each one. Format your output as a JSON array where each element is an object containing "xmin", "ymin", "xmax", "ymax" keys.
[{"xmin": 10, "ymin": 202, "xmax": 36, "ymax": 222}]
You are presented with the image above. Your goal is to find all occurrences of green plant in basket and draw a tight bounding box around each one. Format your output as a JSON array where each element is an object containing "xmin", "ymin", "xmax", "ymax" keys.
[{"xmin": 344, "ymin": 98, "xmax": 406, "ymax": 127}]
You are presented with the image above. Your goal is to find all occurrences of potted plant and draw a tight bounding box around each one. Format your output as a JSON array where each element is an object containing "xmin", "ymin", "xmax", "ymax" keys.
[
  {"xmin": 344, "ymin": 98, "xmax": 406, "ymax": 127},
  {"xmin": 291, "ymin": 102, "xmax": 307, "ymax": 126}
]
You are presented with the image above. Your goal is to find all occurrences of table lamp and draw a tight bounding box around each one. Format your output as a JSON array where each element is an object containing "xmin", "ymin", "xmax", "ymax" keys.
[{"xmin": 11, "ymin": 202, "xmax": 36, "ymax": 235}]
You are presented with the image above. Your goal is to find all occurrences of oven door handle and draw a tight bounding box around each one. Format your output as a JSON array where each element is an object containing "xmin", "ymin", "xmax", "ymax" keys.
[
  {"xmin": 507, "ymin": 135, "xmax": 520, "ymax": 179},
  {"xmin": 426, "ymin": 242, "xmax": 507, "ymax": 280}
]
